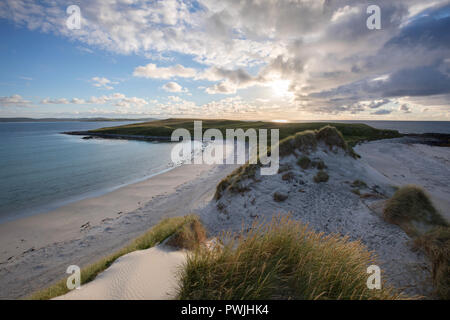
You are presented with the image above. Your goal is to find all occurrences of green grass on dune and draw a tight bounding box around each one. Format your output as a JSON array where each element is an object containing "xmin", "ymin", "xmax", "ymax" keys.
[
  {"xmin": 383, "ymin": 185, "xmax": 448, "ymax": 235},
  {"xmin": 166, "ymin": 218, "xmax": 207, "ymax": 250},
  {"xmin": 177, "ymin": 215, "xmax": 402, "ymax": 300},
  {"xmin": 29, "ymin": 215, "xmax": 201, "ymax": 300},
  {"xmin": 215, "ymin": 126, "xmax": 353, "ymax": 199}
]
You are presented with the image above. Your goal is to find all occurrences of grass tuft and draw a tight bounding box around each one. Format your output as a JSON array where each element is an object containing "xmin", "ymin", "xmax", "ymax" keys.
[
  {"xmin": 280, "ymin": 130, "xmax": 317, "ymax": 156},
  {"xmin": 214, "ymin": 164, "xmax": 257, "ymax": 199},
  {"xmin": 177, "ymin": 215, "xmax": 402, "ymax": 300},
  {"xmin": 414, "ymin": 227, "xmax": 450, "ymax": 299},
  {"xmin": 297, "ymin": 156, "xmax": 311, "ymax": 169},
  {"xmin": 166, "ymin": 218, "xmax": 207, "ymax": 250},
  {"xmin": 383, "ymin": 186, "xmax": 449, "ymax": 299},
  {"xmin": 383, "ymin": 185, "xmax": 448, "ymax": 235},
  {"xmin": 281, "ymin": 172, "xmax": 294, "ymax": 181},
  {"xmin": 314, "ymin": 170, "xmax": 329, "ymax": 183},
  {"xmin": 316, "ymin": 125, "xmax": 348, "ymax": 151},
  {"xmin": 29, "ymin": 215, "xmax": 201, "ymax": 300},
  {"xmin": 312, "ymin": 159, "xmax": 327, "ymax": 170},
  {"xmin": 351, "ymin": 180, "xmax": 367, "ymax": 189}
]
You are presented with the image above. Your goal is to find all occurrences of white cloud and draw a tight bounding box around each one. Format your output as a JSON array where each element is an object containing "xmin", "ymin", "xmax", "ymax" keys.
[
  {"xmin": 331, "ymin": 6, "xmax": 360, "ymax": 22},
  {"xmin": 40, "ymin": 93, "xmax": 147, "ymax": 110},
  {"xmin": 162, "ymin": 81, "xmax": 188, "ymax": 93},
  {"xmin": 91, "ymin": 77, "xmax": 115, "ymax": 90},
  {"xmin": 0, "ymin": 94, "xmax": 34, "ymax": 107},
  {"xmin": 41, "ymin": 98, "xmax": 70, "ymax": 104},
  {"xmin": 114, "ymin": 96, "xmax": 148, "ymax": 109},
  {"xmin": 205, "ymin": 81, "xmax": 237, "ymax": 95},
  {"xmin": 70, "ymin": 98, "xmax": 86, "ymax": 104},
  {"xmin": 133, "ymin": 63, "xmax": 197, "ymax": 79}
]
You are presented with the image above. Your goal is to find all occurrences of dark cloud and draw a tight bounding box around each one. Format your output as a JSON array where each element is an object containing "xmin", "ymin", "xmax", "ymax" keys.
[
  {"xmin": 385, "ymin": 4, "xmax": 450, "ymax": 50},
  {"xmin": 381, "ymin": 65, "xmax": 450, "ymax": 97},
  {"xmin": 302, "ymin": 3, "xmax": 450, "ymax": 114},
  {"xmin": 400, "ymin": 104, "xmax": 412, "ymax": 113}
]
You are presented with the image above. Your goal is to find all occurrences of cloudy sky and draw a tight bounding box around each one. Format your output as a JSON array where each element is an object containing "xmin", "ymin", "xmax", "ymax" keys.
[{"xmin": 0, "ymin": 0, "xmax": 449, "ymax": 120}]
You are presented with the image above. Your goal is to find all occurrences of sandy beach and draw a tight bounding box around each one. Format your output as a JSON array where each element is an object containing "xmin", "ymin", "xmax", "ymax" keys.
[{"xmin": 0, "ymin": 161, "xmax": 237, "ymax": 299}]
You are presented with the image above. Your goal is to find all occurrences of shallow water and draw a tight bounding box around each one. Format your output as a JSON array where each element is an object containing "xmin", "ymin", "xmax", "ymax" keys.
[{"xmin": 0, "ymin": 122, "xmax": 176, "ymax": 223}]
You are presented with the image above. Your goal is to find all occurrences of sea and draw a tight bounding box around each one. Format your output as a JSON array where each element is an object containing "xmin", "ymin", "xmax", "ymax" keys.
[
  {"xmin": 0, "ymin": 121, "xmax": 177, "ymax": 223},
  {"xmin": 0, "ymin": 120, "xmax": 449, "ymax": 223}
]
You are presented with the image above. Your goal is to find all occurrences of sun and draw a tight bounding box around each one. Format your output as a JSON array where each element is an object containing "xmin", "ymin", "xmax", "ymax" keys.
[{"xmin": 270, "ymin": 79, "xmax": 292, "ymax": 97}]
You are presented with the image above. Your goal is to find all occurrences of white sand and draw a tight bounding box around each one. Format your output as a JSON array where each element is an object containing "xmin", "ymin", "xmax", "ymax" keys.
[
  {"xmin": 54, "ymin": 245, "xmax": 186, "ymax": 300},
  {"xmin": 355, "ymin": 140, "xmax": 450, "ymax": 221}
]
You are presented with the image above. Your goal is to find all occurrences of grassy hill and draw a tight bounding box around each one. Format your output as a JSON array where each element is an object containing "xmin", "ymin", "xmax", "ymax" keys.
[{"xmin": 91, "ymin": 118, "xmax": 402, "ymax": 146}]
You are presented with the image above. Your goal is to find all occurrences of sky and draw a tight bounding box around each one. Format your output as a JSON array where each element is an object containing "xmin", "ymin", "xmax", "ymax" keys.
[{"xmin": 0, "ymin": 0, "xmax": 449, "ymax": 120}]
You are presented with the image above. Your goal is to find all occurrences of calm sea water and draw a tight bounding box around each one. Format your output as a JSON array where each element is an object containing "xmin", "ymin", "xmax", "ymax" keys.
[{"xmin": 0, "ymin": 122, "xmax": 176, "ymax": 223}]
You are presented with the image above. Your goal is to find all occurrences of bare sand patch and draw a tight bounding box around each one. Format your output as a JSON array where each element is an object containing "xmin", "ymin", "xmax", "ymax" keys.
[{"xmin": 54, "ymin": 245, "xmax": 185, "ymax": 300}]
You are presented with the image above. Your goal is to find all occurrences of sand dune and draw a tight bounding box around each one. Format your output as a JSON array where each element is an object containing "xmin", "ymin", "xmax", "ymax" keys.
[
  {"xmin": 55, "ymin": 245, "xmax": 186, "ymax": 300},
  {"xmin": 200, "ymin": 139, "xmax": 443, "ymax": 297}
]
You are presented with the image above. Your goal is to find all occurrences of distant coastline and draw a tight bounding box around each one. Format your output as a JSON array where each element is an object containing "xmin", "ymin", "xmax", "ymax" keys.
[{"xmin": 0, "ymin": 117, "xmax": 156, "ymax": 122}]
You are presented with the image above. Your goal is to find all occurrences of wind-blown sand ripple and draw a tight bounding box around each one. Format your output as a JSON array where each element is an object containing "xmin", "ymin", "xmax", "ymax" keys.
[{"xmin": 54, "ymin": 245, "xmax": 186, "ymax": 300}]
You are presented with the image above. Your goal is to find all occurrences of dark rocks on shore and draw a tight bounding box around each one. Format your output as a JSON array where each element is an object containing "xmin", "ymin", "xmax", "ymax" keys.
[{"xmin": 403, "ymin": 133, "xmax": 450, "ymax": 147}]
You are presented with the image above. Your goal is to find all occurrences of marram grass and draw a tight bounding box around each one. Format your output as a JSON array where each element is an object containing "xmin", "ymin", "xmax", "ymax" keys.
[{"xmin": 177, "ymin": 215, "xmax": 404, "ymax": 300}]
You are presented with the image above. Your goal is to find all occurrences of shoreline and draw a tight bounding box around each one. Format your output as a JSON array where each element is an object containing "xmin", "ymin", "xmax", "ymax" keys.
[
  {"xmin": 0, "ymin": 165, "xmax": 178, "ymax": 225},
  {"xmin": 0, "ymin": 161, "xmax": 238, "ymax": 299},
  {"xmin": 0, "ymin": 162, "xmax": 219, "ymax": 262}
]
